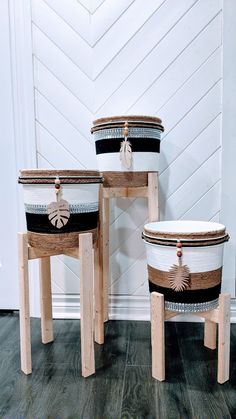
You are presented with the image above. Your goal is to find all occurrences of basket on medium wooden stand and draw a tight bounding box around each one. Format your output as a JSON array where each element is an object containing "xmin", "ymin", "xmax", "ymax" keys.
[{"xmin": 18, "ymin": 169, "xmax": 104, "ymax": 378}]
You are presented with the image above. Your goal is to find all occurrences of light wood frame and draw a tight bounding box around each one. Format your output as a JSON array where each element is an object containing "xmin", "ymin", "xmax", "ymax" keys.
[
  {"xmin": 18, "ymin": 231, "xmax": 104, "ymax": 378},
  {"xmin": 99, "ymin": 172, "xmax": 159, "ymax": 323},
  {"xmin": 151, "ymin": 291, "xmax": 231, "ymax": 384}
]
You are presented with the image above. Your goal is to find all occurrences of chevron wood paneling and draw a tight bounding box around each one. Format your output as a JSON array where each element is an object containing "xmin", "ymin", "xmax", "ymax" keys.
[
  {"xmin": 43, "ymin": 0, "xmax": 91, "ymax": 43},
  {"xmin": 95, "ymin": 0, "xmax": 220, "ymax": 113},
  {"xmin": 31, "ymin": 0, "xmax": 223, "ymax": 304}
]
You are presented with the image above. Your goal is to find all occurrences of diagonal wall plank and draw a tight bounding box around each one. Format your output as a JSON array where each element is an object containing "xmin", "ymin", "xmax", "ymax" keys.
[
  {"xmin": 181, "ymin": 181, "xmax": 221, "ymax": 221},
  {"xmin": 163, "ymin": 150, "xmax": 221, "ymax": 220},
  {"xmin": 44, "ymin": 0, "xmax": 91, "ymax": 43},
  {"xmin": 158, "ymin": 48, "xmax": 222, "ymax": 134},
  {"xmin": 93, "ymin": 0, "xmax": 166, "ymax": 78},
  {"xmin": 159, "ymin": 82, "xmax": 221, "ymax": 173},
  {"xmin": 92, "ymin": 0, "xmax": 135, "ymax": 45},
  {"xmin": 160, "ymin": 115, "xmax": 221, "ymax": 198},
  {"xmin": 128, "ymin": 15, "xmax": 222, "ymax": 114},
  {"xmin": 34, "ymin": 58, "xmax": 93, "ymax": 141},
  {"xmin": 36, "ymin": 122, "xmax": 85, "ymax": 169},
  {"xmin": 32, "ymin": 25, "xmax": 93, "ymax": 110},
  {"xmin": 31, "ymin": 0, "xmax": 92, "ymax": 77},
  {"xmin": 35, "ymin": 91, "xmax": 96, "ymax": 168},
  {"xmin": 94, "ymin": 0, "xmax": 198, "ymax": 111}
]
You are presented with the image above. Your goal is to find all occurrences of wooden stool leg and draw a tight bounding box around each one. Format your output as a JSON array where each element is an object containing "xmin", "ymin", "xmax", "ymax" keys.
[
  {"xmin": 148, "ymin": 172, "xmax": 159, "ymax": 222},
  {"xmin": 94, "ymin": 242, "xmax": 104, "ymax": 344},
  {"xmin": 100, "ymin": 191, "xmax": 110, "ymax": 322},
  {"xmin": 204, "ymin": 319, "xmax": 217, "ymax": 349},
  {"xmin": 79, "ymin": 233, "xmax": 95, "ymax": 377},
  {"xmin": 39, "ymin": 257, "xmax": 53, "ymax": 344},
  {"xmin": 151, "ymin": 292, "xmax": 165, "ymax": 381},
  {"xmin": 217, "ymin": 293, "xmax": 231, "ymax": 384},
  {"xmin": 18, "ymin": 233, "xmax": 32, "ymax": 375}
]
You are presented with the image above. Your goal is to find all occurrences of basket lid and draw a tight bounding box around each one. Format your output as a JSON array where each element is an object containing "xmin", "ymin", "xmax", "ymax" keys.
[
  {"xmin": 18, "ymin": 169, "xmax": 103, "ymax": 184},
  {"xmin": 143, "ymin": 220, "xmax": 227, "ymax": 241},
  {"xmin": 91, "ymin": 115, "xmax": 164, "ymax": 133},
  {"xmin": 93, "ymin": 115, "xmax": 162, "ymax": 125}
]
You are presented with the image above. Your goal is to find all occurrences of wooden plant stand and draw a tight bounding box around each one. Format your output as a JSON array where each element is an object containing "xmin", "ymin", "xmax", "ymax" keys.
[
  {"xmin": 18, "ymin": 231, "xmax": 103, "ymax": 378},
  {"xmin": 151, "ymin": 292, "xmax": 231, "ymax": 384},
  {"xmin": 99, "ymin": 172, "xmax": 159, "ymax": 326}
]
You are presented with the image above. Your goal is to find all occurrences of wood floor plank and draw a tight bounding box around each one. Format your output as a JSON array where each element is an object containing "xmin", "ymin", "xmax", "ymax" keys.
[
  {"xmin": 123, "ymin": 322, "xmax": 192, "ymax": 419},
  {"xmin": 121, "ymin": 365, "xmax": 158, "ymax": 419},
  {"xmin": 0, "ymin": 314, "xmax": 20, "ymax": 349},
  {"xmin": 218, "ymin": 324, "xmax": 236, "ymax": 417},
  {"xmin": 176, "ymin": 322, "xmax": 232, "ymax": 419},
  {"xmin": 127, "ymin": 320, "xmax": 151, "ymax": 366}
]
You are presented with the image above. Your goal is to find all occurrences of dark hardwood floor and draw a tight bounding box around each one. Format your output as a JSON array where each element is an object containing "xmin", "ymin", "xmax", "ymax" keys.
[{"xmin": 0, "ymin": 313, "xmax": 236, "ymax": 419}]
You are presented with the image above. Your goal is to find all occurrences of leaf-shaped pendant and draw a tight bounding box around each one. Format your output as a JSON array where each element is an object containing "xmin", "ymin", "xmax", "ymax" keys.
[
  {"xmin": 47, "ymin": 199, "xmax": 70, "ymax": 229},
  {"xmin": 120, "ymin": 137, "xmax": 132, "ymax": 169},
  {"xmin": 169, "ymin": 263, "xmax": 190, "ymax": 292}
]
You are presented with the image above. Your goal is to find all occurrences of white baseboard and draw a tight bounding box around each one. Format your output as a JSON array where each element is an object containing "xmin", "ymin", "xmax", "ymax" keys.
[{"xmin": 52, "ymin": 294, "xmax": 236, "ymax": 323}]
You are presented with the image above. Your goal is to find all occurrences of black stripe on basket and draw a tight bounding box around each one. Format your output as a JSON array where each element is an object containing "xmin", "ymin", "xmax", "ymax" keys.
[
  {"xmin": 148, "ymin": 281, "xmax": 221, "ymax": 304},
  {"xmin": 95, "ymin": 138, "xmax": 160, "ymax": 155},
  {"xmin": 25, "ymin": 211, "xmax": 99, "ymax": 234}
]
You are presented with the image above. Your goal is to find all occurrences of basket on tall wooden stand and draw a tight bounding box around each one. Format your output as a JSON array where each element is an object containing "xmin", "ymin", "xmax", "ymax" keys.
[
  {"xmin": 91, "ymin": 115, "xmax": 164, "ymax": 332},
  {"xmin": 18, "ymin": 169, "xmax": 104, "ymax": 377},
  {"xmin": 142, "ymin": 220, "xmax": 230, "ymax": 383}
]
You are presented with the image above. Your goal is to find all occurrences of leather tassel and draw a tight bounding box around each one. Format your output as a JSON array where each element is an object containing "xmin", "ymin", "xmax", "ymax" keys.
[
  {"xmin": 120, "ymin": 137, "xmax": 132, "ymax": 169},
  {"xmin": 169, "ymin": 259, "xmax": 190, "ymax": 292},
  {"xmin": 169, "ymin": 241, "xmax": 190, "ymax": 292}
]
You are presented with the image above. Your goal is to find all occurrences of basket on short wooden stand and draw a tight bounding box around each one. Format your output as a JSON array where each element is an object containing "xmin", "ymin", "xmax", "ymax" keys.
[{"xmin": 142, "ymin": 220, "xmax": 230, "ymax": 384}]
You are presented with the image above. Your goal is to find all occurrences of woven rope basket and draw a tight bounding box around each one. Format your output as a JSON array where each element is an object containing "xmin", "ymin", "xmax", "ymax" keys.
[
  {"xmin": 91, "ymin": 115, "xmax": 164, "ymax": 187},
  {"xmin": 18, "ymin": 169, "xmax": 103, "ymax": 250},
  {"xmin": 143, "ymin": 220, "xmax": 229, "ymax": 313}
]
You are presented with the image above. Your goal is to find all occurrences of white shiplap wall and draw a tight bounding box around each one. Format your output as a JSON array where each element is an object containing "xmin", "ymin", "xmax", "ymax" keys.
[{"xmin": 31, "ymin": 0, "xmax": 225, "ymax": 317}]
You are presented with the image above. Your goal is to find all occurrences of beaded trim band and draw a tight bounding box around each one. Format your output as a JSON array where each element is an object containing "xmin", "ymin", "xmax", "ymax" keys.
[
  {"xmin": 93, "ymin": 127, "xmax": 162, "ymax": 140},
  {"xmin": 25, "ymin": 202, "xmax": 99, "ymax": 214},
  {"xmin": 165, "ymin": 298, "xmax": 219, "ymax": 313}
]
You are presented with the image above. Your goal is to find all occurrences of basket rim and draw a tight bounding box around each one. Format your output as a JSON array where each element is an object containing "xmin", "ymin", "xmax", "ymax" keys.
[
  {"xmin": 143, "ymin": 220, "xmax": 227, "ymax": 240},
  {"xmin": 18, "ymin": 177, "xmax": 103, "ymax": 184},
  {"xmin": 18, "ymin": 169, "xmax": 103, "ymax": 184},
  {"xmin": 19, "ymin": 169, "xmax": 101, "ymax": 175},
  {"xmin": 92, "ymin": 115, "xmax": 163, "ymax": 126},
  {"xmin": 142, "ymin": 232, "xmax": 229, "ymax": 247}
]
